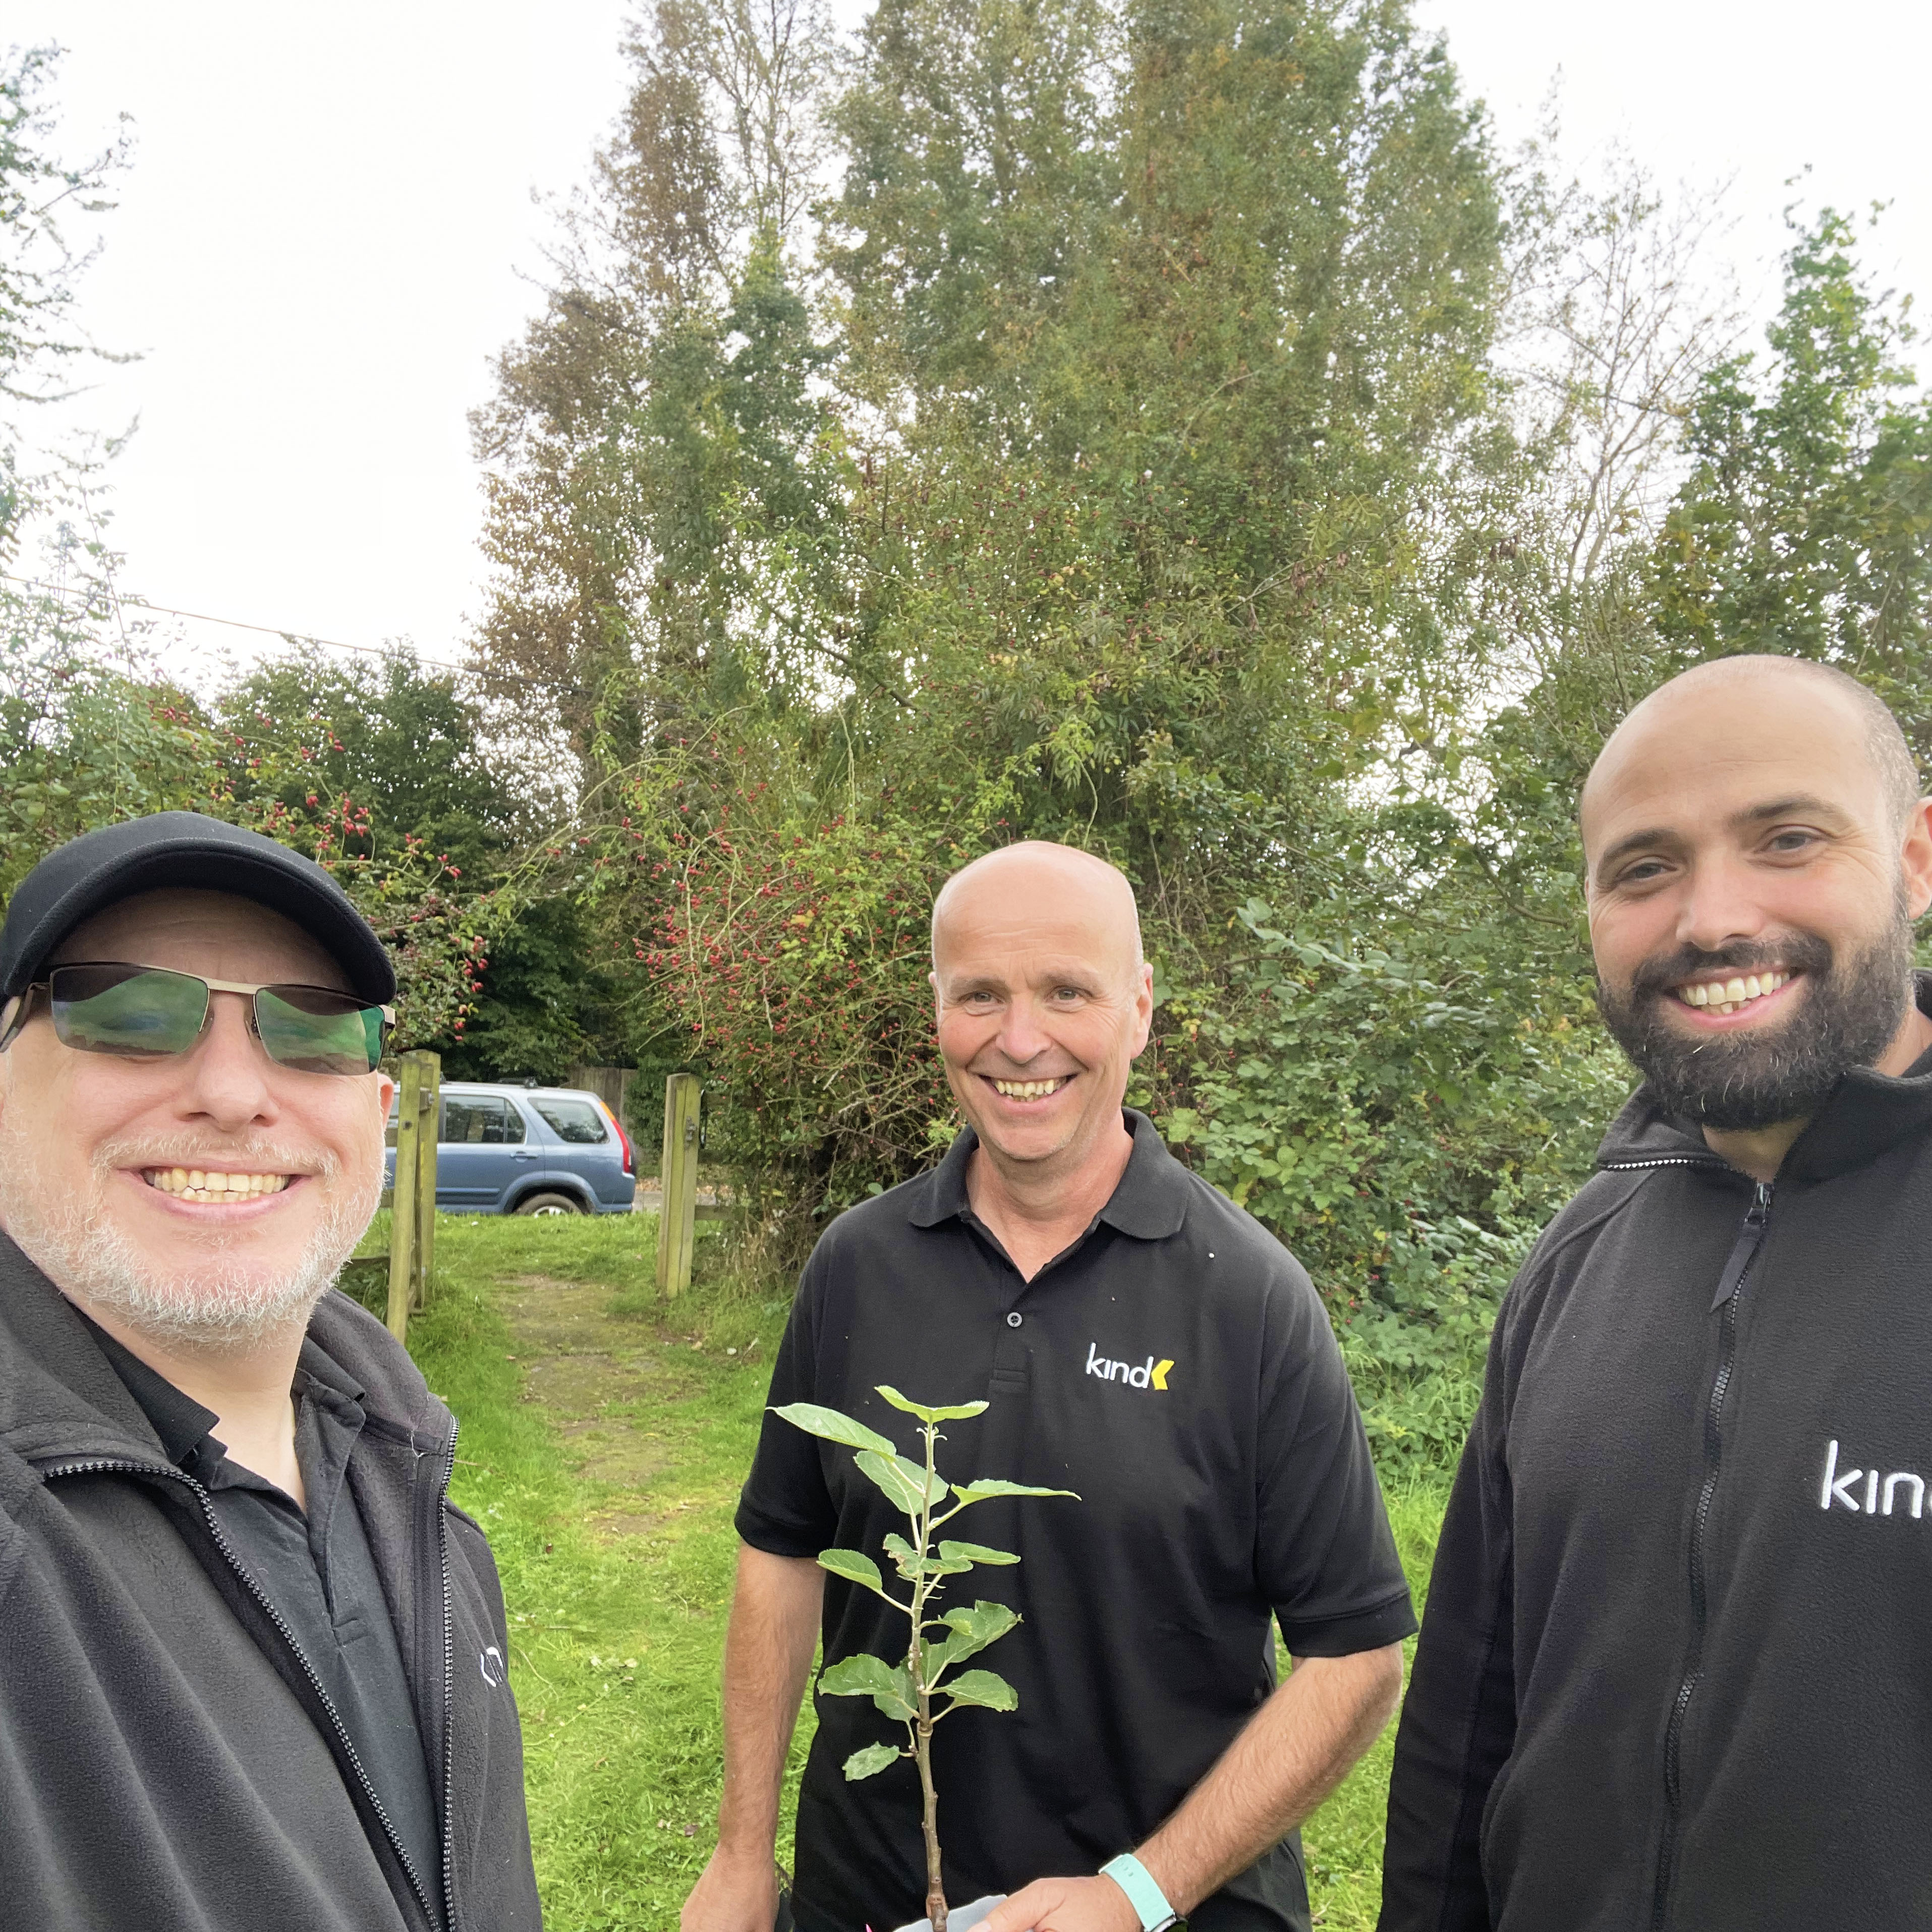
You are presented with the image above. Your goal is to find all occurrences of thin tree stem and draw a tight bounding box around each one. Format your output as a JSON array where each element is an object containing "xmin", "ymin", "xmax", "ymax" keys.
[
  {"xmin": 915, "ymin": 1416, "xmax": 946, "ymax": 1928},
  {"xmin": 918, "ymin": 1707, "xmax": 945, "ymax": 1930}
]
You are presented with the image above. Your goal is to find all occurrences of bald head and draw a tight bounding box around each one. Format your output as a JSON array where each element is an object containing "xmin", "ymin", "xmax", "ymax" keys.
[
  {"xmin": 929, "ymin": 842, "xmax": 1153, "ymax": 1186},
  {"xmin": 931, "ymin": 842, "xmax": 1144, "ymax": 980},
  {"xmin": 1584, "ymin": 655, "xmax": 1921, "ymax": 840}
]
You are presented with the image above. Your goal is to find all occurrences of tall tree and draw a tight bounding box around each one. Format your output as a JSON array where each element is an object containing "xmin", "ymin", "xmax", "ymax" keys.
[
  {"xmin": 470, "ymin": 0, "xmax": 841, "ymax": 764},
  {"xmin": 0, "ymin": 47, "xmax": 202, "ymax": 898},
  {"xmin": 819, "ymin": 0, "xmax": 1508, "ymax": 916},
  {"xmin": 1656, "ymin": 206, "xmax": 1932, "ymax": 755}
]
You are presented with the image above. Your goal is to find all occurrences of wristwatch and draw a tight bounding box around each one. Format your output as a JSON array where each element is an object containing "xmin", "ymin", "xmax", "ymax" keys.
[{"xmin": 1100, "ymin": 1853, "xmax": 1183, "ymax": 1931}]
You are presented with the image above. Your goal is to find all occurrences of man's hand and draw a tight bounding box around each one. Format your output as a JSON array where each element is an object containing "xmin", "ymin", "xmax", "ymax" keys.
[
  {"xmin": 681, "ymin": 1843, "xmax": 780, "ymax": 1932},
  {"xmin": 982, "ymin": 1873, "xmax": 1139, "ymax": 1932},
  {"xmin": 981, "ymin": 1644, "xmax": 1404, "ymax": 1932}
]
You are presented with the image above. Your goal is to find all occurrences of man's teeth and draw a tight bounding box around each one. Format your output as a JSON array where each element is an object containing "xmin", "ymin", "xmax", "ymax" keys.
[
  {"xmin": 144, "ymin": 1168, "xmax": 292, "ymax": 1203},
  {"xmin": 991, "ymin": 1077, "xmax": 1068, "ymax": 1099},
  {"xmin": 1677, "ymin": 971, "xmax": 1792, "ymax": 1016}
]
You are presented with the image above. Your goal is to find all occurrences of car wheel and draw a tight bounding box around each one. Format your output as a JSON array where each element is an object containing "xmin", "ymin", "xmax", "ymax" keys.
[{"xmin": 515, "ymin": 1191, "xmax": 585, "ymax": 1217}]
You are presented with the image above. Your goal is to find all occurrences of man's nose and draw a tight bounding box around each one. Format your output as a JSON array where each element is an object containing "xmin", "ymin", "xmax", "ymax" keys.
[
  {"xmin": 995, "ymin": 995, "xmax": 1055, "ymax": 1064},
  {"xmin": 176, "ymin": 991, "xmax": 277, "ymax": 1128},
  {"xmin": 1675, "ymin": 852, "xmax": 1773, "ymax": 956}
]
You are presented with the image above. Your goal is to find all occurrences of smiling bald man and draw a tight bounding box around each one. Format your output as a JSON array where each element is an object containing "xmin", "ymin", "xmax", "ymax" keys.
[
  {"xmin": 0, "ymin": 813, "xmax": 539, "ymax": 1932},
  {"xmin": 1379, "ymin": 657, "xmax": 1932, "ymax": 1932},
  {"xmin": 688, "ymin": 842, "xmax": 1414, "ymax": 1932}
]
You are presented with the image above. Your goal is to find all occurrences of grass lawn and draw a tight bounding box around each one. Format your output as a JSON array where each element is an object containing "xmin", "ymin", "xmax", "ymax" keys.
[{"xmin": 368, "ymin": 1212, "xmax": 1445, "ymax": 1930}]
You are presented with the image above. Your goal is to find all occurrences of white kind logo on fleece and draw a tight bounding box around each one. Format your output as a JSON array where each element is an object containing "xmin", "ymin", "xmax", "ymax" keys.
[{"xmin": 1819, "ymin": 1439, "xmax": 1929, "ymax": 1518}]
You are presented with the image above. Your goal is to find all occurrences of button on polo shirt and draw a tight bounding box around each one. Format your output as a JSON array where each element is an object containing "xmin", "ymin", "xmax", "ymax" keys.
[
  {"xmin": 737, "ymin": 1111, "xmax": 1415, "ymax": 1932},
  {"xmin": 85, "ymin": 1320, "xmax": 444, "ymax": 1928}
]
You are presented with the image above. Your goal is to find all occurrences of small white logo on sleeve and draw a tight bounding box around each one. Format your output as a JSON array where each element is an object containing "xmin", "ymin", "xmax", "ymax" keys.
[
  {"xmin": 480, "ymin": 1644, "xmax": 506, "ymax": 1688},
  {"xmin": 1819, "ymin": 1439, "xmax": 1926, "ymax": 1518}
]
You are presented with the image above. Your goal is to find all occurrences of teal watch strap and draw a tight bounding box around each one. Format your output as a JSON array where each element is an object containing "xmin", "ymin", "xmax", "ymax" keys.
[{"xmin": 1100, "ymin": 1853, "xmax": 1180, "ymax": 1931}]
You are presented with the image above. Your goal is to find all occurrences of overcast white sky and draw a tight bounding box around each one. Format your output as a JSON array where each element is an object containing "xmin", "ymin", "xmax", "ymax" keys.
[{"xmin": 14, "ymin": 1, "xmax": 1932, "ymax": 694}]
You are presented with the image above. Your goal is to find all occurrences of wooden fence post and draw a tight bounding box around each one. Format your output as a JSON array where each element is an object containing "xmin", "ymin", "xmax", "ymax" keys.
[
  {"xmin": 386, "ymin": 1053, "xmax": 422, "ymax": 1343},
  {"xmin": 656, "ymin": 1072, "xmax": 702, "ymax": 1299},
  {"xmin": 413, "ymin": 1051, "xmax": 440, "ymax": 1311}
]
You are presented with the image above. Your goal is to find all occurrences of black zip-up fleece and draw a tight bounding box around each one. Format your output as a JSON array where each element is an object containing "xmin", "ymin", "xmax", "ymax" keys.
[
  {"xmin": 1380, "ymin": 985, "xmax": 1932, "ymax": 1932},
  {"xmin": 0, "ymin": 1233, "xmax": 542, "ymax": 1932}
]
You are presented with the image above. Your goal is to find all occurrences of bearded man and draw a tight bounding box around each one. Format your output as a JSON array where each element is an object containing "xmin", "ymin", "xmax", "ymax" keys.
[
  {"xmin": 0, "ymin": 813, "xmax": 540, "ymax": 1931},
  {"xmin": 1378, "ymin": 657, "xmax": 1932, "ymax": 1932}
]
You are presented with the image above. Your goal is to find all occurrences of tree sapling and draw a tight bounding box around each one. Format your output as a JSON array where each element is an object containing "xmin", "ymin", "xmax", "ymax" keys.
[{"xmin": 774, "ymin": 1386, "xmax": 1077, "ymax": 1932}]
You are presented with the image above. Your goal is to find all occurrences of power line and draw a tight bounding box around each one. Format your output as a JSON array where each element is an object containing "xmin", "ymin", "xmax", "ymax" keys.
[{"xmin": 1, "ymin": 571, "xmax": 586, "ymax": 692}]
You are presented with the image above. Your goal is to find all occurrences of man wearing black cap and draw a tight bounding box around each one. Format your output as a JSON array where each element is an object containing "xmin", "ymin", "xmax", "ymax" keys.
[{"xmin": 0, "ymin": 813, "xmax": 541, "ymax": 1931}]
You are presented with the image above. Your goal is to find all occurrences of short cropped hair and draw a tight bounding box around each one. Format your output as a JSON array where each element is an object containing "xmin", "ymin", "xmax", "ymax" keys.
[{"xmin": 1647, "ymin": 655, "xmax": 1922, "ymax": 829}]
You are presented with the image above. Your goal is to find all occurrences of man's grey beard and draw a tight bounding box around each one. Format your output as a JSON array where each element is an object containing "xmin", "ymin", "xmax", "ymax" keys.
[
  {"xmin": 0, "ymin": 1131, "xmax": 375, "ymax": 1351},
  {"xmin": 1595, "ymin": 903, "xmax": 1918, "ymax": 1132}
]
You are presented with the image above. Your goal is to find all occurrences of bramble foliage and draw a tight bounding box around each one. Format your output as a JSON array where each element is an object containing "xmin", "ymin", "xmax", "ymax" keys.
[
  {"xmin": 626, "ymin": 791, "xmax": 955, "ymax": 1199},
  {"xmin": 1162, "ymin": 891, "xmax": 1625, "ymax": 1468}
]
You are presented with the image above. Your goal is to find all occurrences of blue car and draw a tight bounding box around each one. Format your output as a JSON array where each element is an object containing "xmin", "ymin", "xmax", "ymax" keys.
[{"xmin": 386, "ymin": 1082, "xmax": 638, "ymax": 1215}]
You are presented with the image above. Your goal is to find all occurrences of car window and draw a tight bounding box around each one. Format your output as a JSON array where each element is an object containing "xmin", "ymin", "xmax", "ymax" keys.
[
  {"xmin": 442, "ymin": 1095, "xmax": 525, "ymax": 1145},
  {"xmin": 532, "ymin": 1096, "xmax": 607, "ymax": 1144}
]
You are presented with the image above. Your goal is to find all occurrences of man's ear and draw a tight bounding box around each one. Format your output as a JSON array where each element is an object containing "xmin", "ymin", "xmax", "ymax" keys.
[
  {"xmin": 1903, "ymin": 798, "xmax": 1932, "ymax": 921},
  {"xmin": 1129, "ymin": 960, "xmax": 1155, "ymax": 1057}
]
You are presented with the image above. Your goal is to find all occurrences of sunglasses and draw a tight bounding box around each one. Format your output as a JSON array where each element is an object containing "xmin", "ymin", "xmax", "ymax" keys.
[{"xmin": 0, "ymin": 962, "xmax": 393, "ymax": 1077}]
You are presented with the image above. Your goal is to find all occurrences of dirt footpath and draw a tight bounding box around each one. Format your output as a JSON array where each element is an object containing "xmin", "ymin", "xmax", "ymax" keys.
[
  {"xmin": 493, "ymin": 1271, "xmax": 758, "ymax": 1543},
  {"xmin": 496, "ymin": 1273, "xmax": 680, "ymax": 1536}
]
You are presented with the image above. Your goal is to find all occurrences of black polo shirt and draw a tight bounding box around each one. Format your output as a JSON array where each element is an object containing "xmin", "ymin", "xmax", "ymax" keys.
[
  {"xmin": 737, "ymin": 1111, "xmax": 1415, "ymax": 1932},
  {"xmin": 86, "ymin": 1320, "xmax": 444, "ymax": 1928}
]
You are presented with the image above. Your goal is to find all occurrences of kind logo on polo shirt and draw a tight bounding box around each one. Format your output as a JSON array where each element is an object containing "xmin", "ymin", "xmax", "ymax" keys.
[{"xmin": 1085, "ymin": 1341, "xmax": 1175, "ymax": 1391}]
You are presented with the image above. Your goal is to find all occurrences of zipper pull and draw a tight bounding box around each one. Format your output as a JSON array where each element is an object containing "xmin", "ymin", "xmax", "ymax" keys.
[{"xmin": 1709, "ymin": 1182, "xmax": 1774, "ymax": 1310}]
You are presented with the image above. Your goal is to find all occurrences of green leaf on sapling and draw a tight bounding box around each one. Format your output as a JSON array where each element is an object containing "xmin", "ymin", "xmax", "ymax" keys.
[
  {"xmin": 949, "ymin": 1478, "xmax": 1080, "ymax": 1507},
  {"xmin": 926, "ymin": 1600, "xmax": 1019, "ymax": 1677},
  {"xmin": 940, "ymin": 1669, "xmax": 1018, "ymax": 1712},
  {"xmin": 883, "ymin": 1532, "xmax": 920, "ymax": 1573},
  {"xmin": 817, "ymin": 1548, "xmax": 887, "ymax": 1594},
  {"xmin": 842, "ymin": 1742, "xmax": 904, "ymax": 1781},
  {"xmin": 877, "ymin": 1385, "xmax": 990, "ymax": 1424},
  {"xmin": 771, "ymin": 1403, "xmax": 896, "ymax": 1456},
  {"xmin": 937, "ymin": 1540, "xmax": 1020, "ymax": 1567},
  {"xmin": 855, "ymin": 1448, "xmax": 948, "ymax": 1515},
  {"xmin": 894, "ymin": 1550, "xmax": 974, "ymax": 1578},
  {"xmin": 943, "ymin": 1600, "xmax": 1019, "ymax": 1645},
  {"xmin": 820, "ymin": 1654, "xmax": 917, "ymax": 1720}
]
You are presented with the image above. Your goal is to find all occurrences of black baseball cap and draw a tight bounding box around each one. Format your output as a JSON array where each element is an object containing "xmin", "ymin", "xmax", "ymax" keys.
[{"xmin": 0, "ymin": 813, "xmax": 397, "ymax": 1006}]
